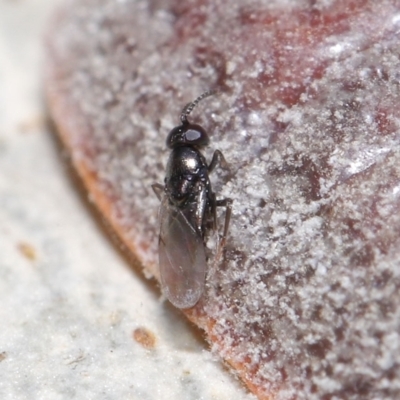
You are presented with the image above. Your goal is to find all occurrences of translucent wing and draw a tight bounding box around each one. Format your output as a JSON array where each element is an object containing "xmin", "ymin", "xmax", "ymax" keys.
[{"xmin": 158, "ymin": 196, "xmax": 207, "ymax": 309}]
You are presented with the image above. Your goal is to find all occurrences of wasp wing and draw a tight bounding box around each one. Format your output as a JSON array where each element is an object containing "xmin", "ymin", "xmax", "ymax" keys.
[{"xmin": 158, "ymin": 197, "xmax": 207, "ymax": 309}]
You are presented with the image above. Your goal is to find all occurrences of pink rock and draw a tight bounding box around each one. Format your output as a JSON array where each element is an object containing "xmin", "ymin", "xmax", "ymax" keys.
[{"xmin": 46, "ymin": 0, "xmax": 400, "ymax": 398}]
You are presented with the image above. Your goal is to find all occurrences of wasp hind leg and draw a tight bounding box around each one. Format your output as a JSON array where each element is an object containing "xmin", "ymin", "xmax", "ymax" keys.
[
  {"xmin": 210, "ymin": 193, "xmax": 232, "ymax": 248},
  {"xmin": 216, "ymin": 197, "xmax": 232, "ymax": 247}
]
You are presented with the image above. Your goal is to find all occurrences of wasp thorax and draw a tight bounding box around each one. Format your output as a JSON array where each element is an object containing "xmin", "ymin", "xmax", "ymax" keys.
[{"xmin": 166, "ymin": 123, "xmax": 209, "ymax": 149}]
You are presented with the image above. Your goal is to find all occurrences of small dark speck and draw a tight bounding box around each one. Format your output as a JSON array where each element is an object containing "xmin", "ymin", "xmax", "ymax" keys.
[
  {"xmin": 334, "ymin": 326, "xmax": 345, "ymax": 341},
  {"xmin": 258, "ymin": 198, "xmax": 267, "ymax": 208},
  {"xmin": 0, "ymin": 352, "xmax": 7, "ymax": 362},
  {"xmin": 307, "ymin": 338, "xmax": 331, "ymax": 358}
]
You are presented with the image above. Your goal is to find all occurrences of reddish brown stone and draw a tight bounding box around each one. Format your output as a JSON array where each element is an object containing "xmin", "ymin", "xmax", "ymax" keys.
[{"xmin": 46, "ymin": 1, "xmax": 400, "ymax": 398}]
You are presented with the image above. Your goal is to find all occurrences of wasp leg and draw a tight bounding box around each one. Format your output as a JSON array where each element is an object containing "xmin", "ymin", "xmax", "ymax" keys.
[
  {"xmin": 152, "ymin": 183, "xmax": 164, "ymax": 201},
  {"xmin": 208, "ymin": 150, "xmax": 229, "ymax": 172},
  {"xmin": 215, "ymin": 197, "xmax": 233, "ymax": 247},
  {"xmin": 210, "ymin": 192, "xmax": 218, "ymax": 231}
]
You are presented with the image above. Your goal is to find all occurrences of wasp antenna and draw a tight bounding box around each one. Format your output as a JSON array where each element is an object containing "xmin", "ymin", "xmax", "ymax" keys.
[{"xmin": 180, "ymin": 89, "xmax": 218, "ymax": 124}]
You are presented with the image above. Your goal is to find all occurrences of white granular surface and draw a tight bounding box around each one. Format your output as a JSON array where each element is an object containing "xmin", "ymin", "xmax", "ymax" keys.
[
  {"xmin": 0, "ymin": 1, "xmax": 255, "ymax": 400},
  {"xmin": 46, "ymin": 0, "xmax": 400, "ymax": 398}
]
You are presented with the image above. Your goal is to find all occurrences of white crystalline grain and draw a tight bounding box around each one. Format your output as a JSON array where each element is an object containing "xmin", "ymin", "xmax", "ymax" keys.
[{"xmin": 46, "ymin": 0, "xmax": 400, "ymax": 399}]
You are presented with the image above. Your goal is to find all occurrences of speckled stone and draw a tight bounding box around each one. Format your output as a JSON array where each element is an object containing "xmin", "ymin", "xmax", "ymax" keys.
[
  {"xmin": 0, "ymin": 2, "xmax": 255, "ymax": 400},
  {"xmin": 46, "ymin": 0, "xmax": 400, "ymax": 398}
]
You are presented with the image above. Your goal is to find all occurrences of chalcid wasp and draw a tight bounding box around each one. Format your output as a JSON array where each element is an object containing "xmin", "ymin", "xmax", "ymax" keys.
[{"xmin": 152, "ymin": 91, "xmax": 232, "ymax": 309}]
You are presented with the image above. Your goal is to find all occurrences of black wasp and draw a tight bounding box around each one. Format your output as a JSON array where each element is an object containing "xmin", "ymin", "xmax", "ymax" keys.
[{"xmin": 152, "ymin": 91, "xmax": 232, "ymax": 309}]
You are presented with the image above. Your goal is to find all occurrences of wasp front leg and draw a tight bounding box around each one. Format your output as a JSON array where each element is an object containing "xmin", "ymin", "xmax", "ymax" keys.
[
  {"xmin": 152, "ymin": 183, "xmax": 164, "ymax": 201},
  {"xmin": 208, "ymin": 150, "xmax": 229, "ymax": 172}
]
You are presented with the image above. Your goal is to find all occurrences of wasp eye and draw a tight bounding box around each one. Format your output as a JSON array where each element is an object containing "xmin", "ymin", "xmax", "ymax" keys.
[
  {"xmin": 166, "ymin": 123, "xmax": 209, "ymax": 148},
  {"xmin": 185, "ymin": 129, "xmax": 202, "ymax": 142}
]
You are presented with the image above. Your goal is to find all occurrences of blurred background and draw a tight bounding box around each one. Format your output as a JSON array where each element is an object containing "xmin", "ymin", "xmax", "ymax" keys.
[{"xmin": 0, "ymin": 1, "xmax": 254, "ymax": 398}]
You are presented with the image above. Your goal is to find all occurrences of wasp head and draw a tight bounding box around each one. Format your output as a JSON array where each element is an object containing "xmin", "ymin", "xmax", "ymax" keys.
[{"xmin": 166, "ymin": 123, "xmax": 210, "ymax": 149}]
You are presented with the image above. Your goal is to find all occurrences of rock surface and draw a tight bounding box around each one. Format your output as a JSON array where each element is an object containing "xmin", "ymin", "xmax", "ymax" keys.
[
  {"xmin": 0, "ymin": 1, "xmax": 254, "ymax": 400},
  {"xmin": 46, "ymin": 0, "xmax": 400, "ymax": 398}
]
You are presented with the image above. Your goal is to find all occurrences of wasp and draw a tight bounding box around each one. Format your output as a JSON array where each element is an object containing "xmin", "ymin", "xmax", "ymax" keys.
[{"xmin": 152, "ymin": 91, "xmax": 232, "ymax": 309}]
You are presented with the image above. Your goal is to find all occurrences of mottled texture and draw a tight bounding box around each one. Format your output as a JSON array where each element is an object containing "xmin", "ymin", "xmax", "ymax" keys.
[
  {"xmin": 0, "ymin": 2, "xmax": 253, "ymax": 399},
  {"xmin": 46, "ymin": 0, "xmax": 400, "ymax": 399}
]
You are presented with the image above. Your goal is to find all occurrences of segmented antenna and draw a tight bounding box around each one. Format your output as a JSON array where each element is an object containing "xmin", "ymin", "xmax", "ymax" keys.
[{"xmin": 180, "ymin": 89, "xmax": 217, "ymax": 124}]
